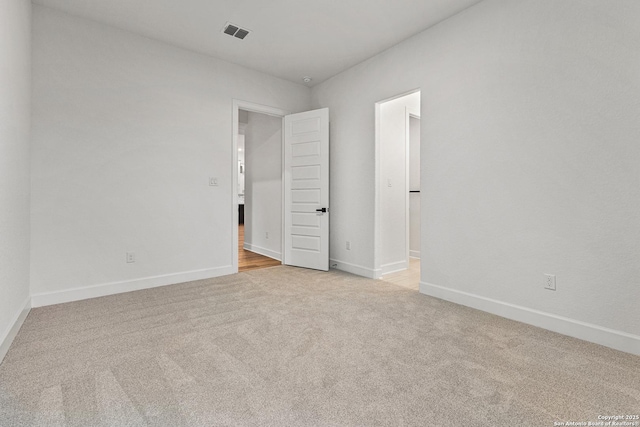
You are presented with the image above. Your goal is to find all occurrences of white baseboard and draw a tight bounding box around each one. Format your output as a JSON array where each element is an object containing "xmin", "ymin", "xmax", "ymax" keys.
[
  {"xmin": 31, "ymin": 265, "xmax": 235, "ymax": 308},
  {"xmin": 381, "ymin": 260, "xmax": 408, "ymax": 276},
  {"xmin": 330, "ymin": 259, "xmax": 379, "ymax": 279},
  {"xmin": 243, "ymin": 243, "xmax": 281, "ymax": 261},
  {"xmin": 0, "ymin": 296, "xmax": 31, "ymax": 364},
  {"xmin": 420, "ymin": 281, "xmax": 640, "ymax": 356},
  {"xmin": 409, "ymin": 251, "xmax": 420, "ymax": 259}
]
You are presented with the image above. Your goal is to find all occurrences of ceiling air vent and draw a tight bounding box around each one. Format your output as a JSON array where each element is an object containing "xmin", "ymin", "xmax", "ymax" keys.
[
  {"xmin": 222, "ymin": 22, "xmax": 250, "ymax": 40},
  {"xmin": 234, "ymin": 28, "xmax": 249, "ymax": 40}
]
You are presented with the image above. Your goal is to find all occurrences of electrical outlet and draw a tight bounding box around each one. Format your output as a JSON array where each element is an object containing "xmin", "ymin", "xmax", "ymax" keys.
[
  {"xmin": 209, "ymin": 177, "xmax": 218, "ymax": 186},
  {"xmin": 346, "ymin": 241, "xmax": 351, "ymax": 250},
  {"xmin": 265, "ymin": 231, "xmax": 269, "ymax": 239},
  {"xmin": 544, "ymin": 274, "xmax": 556, "ymax": 291},
  {"xmin": 126, "ymin": 252, "xmax": 135, "ymax": 263}
]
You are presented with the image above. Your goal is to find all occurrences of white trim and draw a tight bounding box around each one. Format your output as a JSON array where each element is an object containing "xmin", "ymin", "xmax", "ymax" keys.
[
  {"xmin": 0, "ymin": 296, "xmax": 31, "ymax": 364},
  {"xmin": 31, "ymin": 266, "xmax": 234, "ymax": 308},
  {"xmin": 330, "ymin": 259, "xmax": 380, "ymax": 279},
  {"xmin": 232, "ymin": 100, "xmax": 288, "ymax": 274},
  {"xmin": 404, "ymin": 107, "xmax": 411, "ymax": 273},
  {"xmin": 374, "ymin": 102, "xmax": 382, "ymax": 280},
  {"xmin": 409, "ymin": 251, "xmax": 421, "ymax": 259},
  {"xmin": 232, "ymin": 103, "xmax": 240, "ymax": 275},
  {"xmin": 243, "ymin": 243, "xmax": 282, "ymax": 261},
  {"xmin": 234, "ymin": 100, "xmax": 290, "ymax": 118},
  {"xmin": 280, "ymin": 115, "xmax": 286, "ymax": 266},
  {"xmin": 419, "ymin": 281, "xmax": 640, "ymax": 356},
  {"xmin": 381, "ymin": 260, "xmax": 408, "ymax": 276}
]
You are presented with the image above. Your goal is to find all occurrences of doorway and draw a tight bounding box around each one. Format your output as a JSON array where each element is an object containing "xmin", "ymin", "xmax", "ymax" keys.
[
  {"xmin": 233, "ymin": 102, "xmax": 286, "ymax": 273},
  {"xmin": 374, "ymin": 90, "xmax": 421, "ymax": 289},
  {"xmin": 232, "ymin": 101, "xmax": 331, "ymax": 273}
]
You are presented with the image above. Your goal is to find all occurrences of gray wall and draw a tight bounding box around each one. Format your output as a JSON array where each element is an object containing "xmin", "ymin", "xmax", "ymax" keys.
[
  {"xmin": 313, "ymin": 0, "xmax": 640, "ymax": 344},
  {"xmin": 30, "ymin": 6, "xmax": 310, "ymax": 304},
  {"xmin": 0, "ymin": 0, "xmax": 31, "ymax": 358}
]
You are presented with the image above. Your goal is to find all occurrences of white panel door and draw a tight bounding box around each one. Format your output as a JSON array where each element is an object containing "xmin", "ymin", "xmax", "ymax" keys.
[{"xmin": 284, "ymin": 108, "xmax": 329, "ymax": 271}]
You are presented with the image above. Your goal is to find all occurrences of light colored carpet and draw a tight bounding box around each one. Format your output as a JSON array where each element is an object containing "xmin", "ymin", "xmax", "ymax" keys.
[{"xmin": 0, "ymin": 266, "xmax": 638, "ymax": 426}]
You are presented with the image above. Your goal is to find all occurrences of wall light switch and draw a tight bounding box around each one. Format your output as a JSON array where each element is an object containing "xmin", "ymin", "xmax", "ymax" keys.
[{"xmin": 209, "ymin": 177, "xmax": 218, "ymax": 186}]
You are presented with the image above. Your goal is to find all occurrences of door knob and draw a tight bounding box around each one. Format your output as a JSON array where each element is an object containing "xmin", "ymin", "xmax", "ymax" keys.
[{"xmin": 316, "ymin": 208, "xmax": 327, "ymax": 213}]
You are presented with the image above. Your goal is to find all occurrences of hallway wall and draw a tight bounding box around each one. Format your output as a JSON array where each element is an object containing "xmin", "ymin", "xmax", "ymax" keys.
[{"xmin": 244, "ymin": 111, "xmax": 283, "ymax": 261}]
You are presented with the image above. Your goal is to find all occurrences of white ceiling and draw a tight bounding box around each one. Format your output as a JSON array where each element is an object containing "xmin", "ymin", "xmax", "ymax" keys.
[{"xmin": 33, "ymin": 0, "xmax": 483, "ymax": 86}]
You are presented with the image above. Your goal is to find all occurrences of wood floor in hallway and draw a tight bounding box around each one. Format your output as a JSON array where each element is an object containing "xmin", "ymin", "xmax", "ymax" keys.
[{"xmin": 238, "ymin": 224, "xmax": 281, "ymax": 272}]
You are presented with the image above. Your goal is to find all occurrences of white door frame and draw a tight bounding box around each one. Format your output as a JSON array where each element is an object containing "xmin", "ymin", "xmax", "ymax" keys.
[
  {"xmin": 373, "ymin": 89, "xmax": 420, "ymax": 279},
  {"xmin": 231, "ymin": 100, "xmax": 289, "ymax": 273}
]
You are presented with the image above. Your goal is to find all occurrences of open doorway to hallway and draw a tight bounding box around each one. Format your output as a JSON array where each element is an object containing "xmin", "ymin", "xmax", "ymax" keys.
[
  {"xmin": 233, "ymin": 101, "xmax": 331, "ymax": 273},
  {"xmin": 236, "ymin": 107, "xmax": 283, "ymax": 272},
  {"xmin": 375, "ymin": 90, "xmax": 421, "ymax": 290}
]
